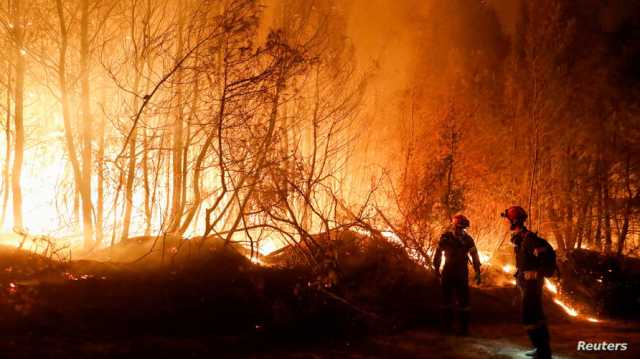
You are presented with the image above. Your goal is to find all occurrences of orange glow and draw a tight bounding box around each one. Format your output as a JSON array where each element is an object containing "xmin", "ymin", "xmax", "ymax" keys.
[
  {"xmin": 553, "ymin": 298, "xmax": 579, "ymax": 317},
  {"xmin": 477, "ymin": 250, "xmax": 491, "ymax": 264},
  {"xmin": 502, "ymin": 264, "xmax": 514, "ymax": 274},
  {"xmin": 544, "ymin": 279, "xmax": 559, "ymax": 295},
  {"xmin": 258, "ymin": 239, "xmax": 279, "ymax": 256}
]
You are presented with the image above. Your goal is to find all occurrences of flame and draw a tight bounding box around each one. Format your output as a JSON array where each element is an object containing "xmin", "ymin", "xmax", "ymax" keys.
[
  {"xmin": 351, "ymin": 226, "xmax": 372, "ymax": 238},
  {"xmin": 258, "ymin": 239, "xmax": 278, "ymax": 256},
  {"xmin": 544, "ymin": 278, "xmax": 602, "ymax": 322},
  {"xmin": 553, "ymin": 298, "xmax": 578, "ymax": 317},
  {"xmin": 477, "ymin": 250, "xmax": 491, "ymax": 264},
  {"xmin": 544, "ymin": 279, "xmax": 558, "ymax": 294},
  {"xmin": 502, "ymin": 264, "xmax": 514, "ymax": 274},
  {"xmin": 352, "ymin": 227, "xmax": 603, "ymax": 323},
  {"xmin": 380, "ymin": 230, "xmax": 401, "ymax": 244},
  {"xmin": 545, "ymin": 280, "xmax": 579, "ymax": 317}
]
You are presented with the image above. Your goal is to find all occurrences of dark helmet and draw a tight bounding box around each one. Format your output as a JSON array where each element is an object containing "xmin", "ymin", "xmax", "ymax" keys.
[
  {"xmin": 451, "ymin": 214, "xmax": 470, "ymax": 228},
  {"xmin": 501, "ymin": 206, "xmax": 528, "ymax": 228}
]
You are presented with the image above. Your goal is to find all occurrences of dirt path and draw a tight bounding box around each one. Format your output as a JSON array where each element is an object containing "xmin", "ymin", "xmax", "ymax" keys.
[{"xmin": 267, "ymin": 321, "xmax": 640, "ymax": 359}]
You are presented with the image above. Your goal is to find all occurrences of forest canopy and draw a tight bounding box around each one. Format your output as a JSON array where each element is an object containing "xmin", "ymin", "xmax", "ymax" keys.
[{"xmin": 0, "ymin": 0, "xmax": 638, "ymax": 261}]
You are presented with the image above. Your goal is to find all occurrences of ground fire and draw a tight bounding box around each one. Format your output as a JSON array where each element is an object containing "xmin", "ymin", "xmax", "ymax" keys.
[{"xmin": 0, "ymin": 0, "xmax": 637, "ymax": 358}]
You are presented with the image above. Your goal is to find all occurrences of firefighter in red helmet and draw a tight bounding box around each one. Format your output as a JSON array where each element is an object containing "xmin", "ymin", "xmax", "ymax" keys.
[
  {"xmin": 433, "ymin": 214, "xmax": 482, "ymax": 336},
  {"xmin": 502, "ymin": 206, "xmax": 553, "ymax": 359}
]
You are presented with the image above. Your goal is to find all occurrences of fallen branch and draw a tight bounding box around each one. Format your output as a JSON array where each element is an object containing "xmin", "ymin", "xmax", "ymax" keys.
[{"xmin": 318, "ymin": 287, "xmax": 382, "ymax": 321}]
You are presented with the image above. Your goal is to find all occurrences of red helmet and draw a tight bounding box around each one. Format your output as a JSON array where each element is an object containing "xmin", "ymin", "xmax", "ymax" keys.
[
  {"xmin": 501, "ymin": 206, "xmax": 528, "ymax": 225},
  {"xmin": 451, "ymin": 214, "xmax": 470, "ymax": 228}
]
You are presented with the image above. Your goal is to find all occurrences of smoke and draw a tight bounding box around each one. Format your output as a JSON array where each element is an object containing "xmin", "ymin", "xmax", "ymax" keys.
[
  {"xmin": 343, "ymin": 0, "xmax": 427, "ymax": 94},
  {"xmin": 260, "ymin": 0, "xmax": 427, "ymax": 93},
  {"xmin": 259, "ymin": 0, "xmax": 517, "ymax": 114},
  {"xmin": 258, "ymin": 0, "xmax": 519, "ymax": 195}
]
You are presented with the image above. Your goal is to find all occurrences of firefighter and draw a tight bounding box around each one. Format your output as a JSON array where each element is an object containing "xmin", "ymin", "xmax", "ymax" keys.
[
  {"xmin": 502, "ymin": 206, "xmax": 552, "ymax": 359},
  {"xmin": 433, "ymin": 214, "xmax": 482, "ymax": 336}
]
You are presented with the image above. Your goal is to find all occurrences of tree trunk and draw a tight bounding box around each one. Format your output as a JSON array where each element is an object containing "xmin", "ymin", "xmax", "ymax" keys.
[
  {"xmin": 142, "ymin": 128, "xmax": 151, "ymax": 236},
  {"xmin": 618, "ymin": 153, "xmax": 632, "ymax": 256},
  {"xmin": 594, "ymin": 156, "xmax": 603, "ymax": 251},
  {"xmin": 96, "ymin": 85, "xmax": 106, "ymax": 245},
  {"xmin": 56, "ymin": 0, "xmax": 85, "ymax": 240},
  {"xmin": 120, "ymin": 71, "xmax": 141, "ymax": 242},
  {"xmin": 120, "ymin": 127, "xmax": 137, "ymax": 242},
  {"xmin": 1, "ymin": 57, "xmax": 12, "ymax": 226},
  {"xmin": 169, "ymin": 8, "xmax": 185, "ymax": 234},
  {"xmin": 547, "ymin": 205, "xmax": 566, "ymax": 252},
  {"xmin": 11, "ymin": 0, "xmax": 25, "ymax": 231},
  {"xmin": 142, "ymin": 5, "xmax": 154, "ymax": 237},
  {"xmin": 80, "ymin": 0, "xmax": 94, "ymax": 249},
  {"xmin": 142, "ymin": 63, "xmax": 152, "ymax": 236},
  {"xmin": 175, "ymin": 84, "xmax": 194, "ymax": 234},
  {"xmin": 602, "ymin": 160, "xmax": 612, "ymax": 254}
]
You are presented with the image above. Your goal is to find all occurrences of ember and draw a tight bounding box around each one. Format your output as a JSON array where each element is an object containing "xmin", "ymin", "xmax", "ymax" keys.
[{"xmin": 554, "ymin": 298, "xmax": 579, "ymax": 317}]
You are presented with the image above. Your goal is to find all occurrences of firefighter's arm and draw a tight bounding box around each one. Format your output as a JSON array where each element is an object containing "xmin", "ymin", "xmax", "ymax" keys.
[
  {"xmin": 470, "ymin": 246, "xmax": 482, "ymax": 273},
  {"xmin": 468, "ymin": 237, "xmax": 482, "ymax": 284},
  {"xmin": 433, "ymin": 237, "xmax": 444, "ymax": 275},
  {"xmin": 468, "ymin": 237, "xmax": 482, "ymax": 274}
]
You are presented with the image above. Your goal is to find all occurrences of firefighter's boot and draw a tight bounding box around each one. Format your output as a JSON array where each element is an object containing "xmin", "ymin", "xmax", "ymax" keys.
[
  {"xmin": 441, "ymin": 306, "xmax": 454, "ymax": 334},
  {"xmin": 527, "ymin": 326, "xmax": 551, "ymax": 359},
  {"xmin": 524, "ymin": 348, "xmax": 537, "ymax": 357},
  {"xmin": 458, "ymin": 307, "xmax": 471, "ymax": 336}
]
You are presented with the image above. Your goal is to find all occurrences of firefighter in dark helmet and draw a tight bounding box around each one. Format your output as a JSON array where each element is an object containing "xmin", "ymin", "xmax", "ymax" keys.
[
  {"xmin": 433, "ymin": 214, "xmax": 482, "ymax": 335},
  {"xmin": 502, "ymin": 206, "xmax": 553, "ymax": 359}
]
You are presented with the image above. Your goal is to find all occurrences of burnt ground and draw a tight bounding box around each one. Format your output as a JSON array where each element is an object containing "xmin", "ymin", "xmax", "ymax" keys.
[
  {"xmin": 0, "ymin": 320, "xmax": 637, "ymax": 359},
  {"xmin": 284, "ymin": 320, "xmax": 640, "ymax": 359},
  {"xmin": 0, "ymin": 237, "xmax": 636, "ymax": 359},
  {"xmin": 0, "ymin": 298, "xmax": 635, "ymax": 358}
]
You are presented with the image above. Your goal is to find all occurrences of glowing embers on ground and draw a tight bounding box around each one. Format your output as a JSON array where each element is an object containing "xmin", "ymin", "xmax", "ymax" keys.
[
  {"xmin": 553, "ymin": 297, "xmax": 578, "ymax": 317},
  {"xmin": 64, "ymin": 272, "xmax": 108, "ymax": 281},
  {"xmin": 293, "ymin": 226, "xmax": 604, "ymax": 324},
  {"xmin": 468, "ymin": 247, "xmax": 599, "ymax": 323},
  {"xmin": 482, "ymin": 247, "xmax": 599, "ymax": 322},
  {"xmin": 544, "ymin": 278, "xmax": 558, "ymax": 294},
  {"xmin": 542, "ymin": 278, "xmax": 602, "ymax": 322}
]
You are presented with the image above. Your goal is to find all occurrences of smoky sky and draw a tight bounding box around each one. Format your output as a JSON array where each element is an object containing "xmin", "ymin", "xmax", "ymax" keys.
[{"xmin": 260, "ymin": 0, "xmax": 640, "ymax": 172}]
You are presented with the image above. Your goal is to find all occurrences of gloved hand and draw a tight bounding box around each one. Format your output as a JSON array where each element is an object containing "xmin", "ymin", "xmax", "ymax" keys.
[{"xmin": 475, "ymin": 272, "xmax": 481, "ymax": 285}]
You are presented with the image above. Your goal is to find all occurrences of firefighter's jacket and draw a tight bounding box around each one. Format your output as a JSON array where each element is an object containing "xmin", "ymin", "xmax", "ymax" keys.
[
  {"xmin": 511, "ymin": 228, "xmax": 545, "ymax": 277},
  {"xmin": 434, "ymin": 230, "xmax": 481, "ymax": 279}
]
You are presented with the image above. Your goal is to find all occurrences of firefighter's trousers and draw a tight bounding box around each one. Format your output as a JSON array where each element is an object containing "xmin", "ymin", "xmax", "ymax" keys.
[
  {"xmin": 517, "ymin": 273, "xmax": 551, "ymax": 359},
  {"xmin": 441, "ymin": 274, "xmax": 470, "ymax": 334}
]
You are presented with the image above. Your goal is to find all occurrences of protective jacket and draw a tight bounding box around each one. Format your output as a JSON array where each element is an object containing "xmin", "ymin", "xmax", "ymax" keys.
[
  {"xmin": 434, "ymin": 230, "xmax": 481, "ymax": 278},
  {"xmin": 433, "ymin": 229, "xmax": 481, "ymax": 335},
  {"xmin": 511, "ymin": 229, "xmax": 549, "ymax": 275}
]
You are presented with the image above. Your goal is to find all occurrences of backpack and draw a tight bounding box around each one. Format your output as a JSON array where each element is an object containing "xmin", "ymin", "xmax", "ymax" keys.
[{"xmin": 535, "ymin": 234, "xmax": 558, "ymax": 278}]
